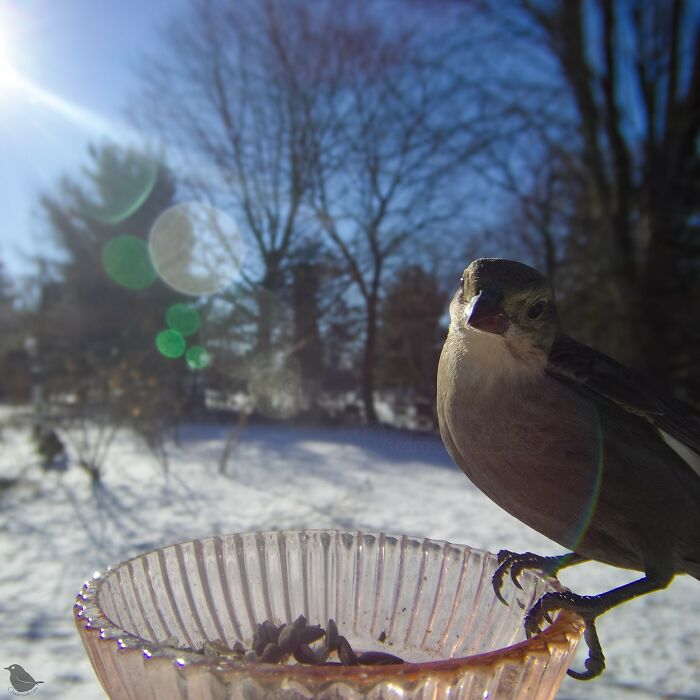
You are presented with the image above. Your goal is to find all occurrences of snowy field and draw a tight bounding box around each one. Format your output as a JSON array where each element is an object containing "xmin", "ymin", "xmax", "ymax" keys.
[{"xmin": 0, "ymin": 409, "xmax": 698, "ymax": 699}]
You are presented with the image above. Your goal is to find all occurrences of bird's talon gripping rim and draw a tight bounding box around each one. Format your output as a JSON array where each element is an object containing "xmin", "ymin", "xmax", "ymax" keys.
[
  {"xmin": 523, "ymin": 610, "xmax": 541, "ymax": 638},
  {"xmin": 496, "ymin": 549, "xmax": 511, "ymax": 565},
  {"xmin": 567, "ymin": 616, "xmax": 606, "ymax": 680},
  {"xmin": 492, "ymin": 556, "xmax": 516, "ymax": 606},
  {"xmin": 492, "ymin": 575, "xmax": 509, "ymax": 606},
  {"xmin": 510, "ymin": 567, "xmax": 523, "ymax": 590},
  {"xmin": 524, "ymin": 623, "xmax": 539, "ymax": 639},
  {"xmin": 522, "ymin": 592, "xmax": 561, "ymax": 640}
]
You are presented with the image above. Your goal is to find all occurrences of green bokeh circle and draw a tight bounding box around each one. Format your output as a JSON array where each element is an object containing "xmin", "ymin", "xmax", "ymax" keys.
[
  {"xmin": 102, "ymin": 235, "xmax": 156, "ymax": 290},
  {"xmin": 166, "ymin": 304, "xmax": 200, "ymax": 337},
  {"xmin": 186, "ymin": 346, "xmax": 211, "ymax": 370},
  {"xmin": 156, "ymin": 329, "xmax": 186, "ymax": 358}
]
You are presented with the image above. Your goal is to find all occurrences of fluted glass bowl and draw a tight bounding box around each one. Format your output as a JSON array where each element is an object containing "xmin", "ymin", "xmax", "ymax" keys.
[{"xmin": 74, "ymin": 530, "xmax": 583, "ymax": 699}]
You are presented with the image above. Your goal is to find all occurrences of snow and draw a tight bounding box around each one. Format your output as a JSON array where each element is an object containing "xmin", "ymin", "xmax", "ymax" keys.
[{"xmin": 0, "ymin": 412, "xmax": 698, "ymax": 699}]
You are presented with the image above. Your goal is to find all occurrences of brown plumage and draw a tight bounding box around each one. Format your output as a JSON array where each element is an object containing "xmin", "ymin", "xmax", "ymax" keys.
[{"xmin": 437, "ymin": 258, "xmax": 700, "ymax": 679}]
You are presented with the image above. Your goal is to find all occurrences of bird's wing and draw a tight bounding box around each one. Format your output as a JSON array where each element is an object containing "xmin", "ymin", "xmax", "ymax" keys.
[
  {"xmin": 547, "ymin": 333, "xmax": 700, "ymax": 466},
  {"xmin": 13, "ymin": 668, "xmax": 35, "ymax": 683}
]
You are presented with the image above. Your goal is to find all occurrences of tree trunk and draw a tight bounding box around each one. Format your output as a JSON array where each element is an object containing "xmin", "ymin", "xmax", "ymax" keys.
[
  {"xmin": 361, "ymin": 297, "xmax": 379, "ymax": 425},
  {"xmin": 256, "ymin": 260, "xmax": 282, "ymax": 354}
]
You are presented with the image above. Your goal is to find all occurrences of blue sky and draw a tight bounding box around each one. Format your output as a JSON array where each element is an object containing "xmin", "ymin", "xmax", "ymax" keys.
[{"xmin": 0, "ymin": 0, "xmax": 188, "ymax": 275}]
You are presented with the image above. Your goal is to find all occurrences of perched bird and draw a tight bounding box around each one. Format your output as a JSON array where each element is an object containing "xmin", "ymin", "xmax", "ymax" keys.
[
  {"xmin": 4, "ymin": 664, "xmax": 44, "ymax": 693},
  {"xmin": 437, "ymin": 258, "xmax": 700, "ymax": 679}
]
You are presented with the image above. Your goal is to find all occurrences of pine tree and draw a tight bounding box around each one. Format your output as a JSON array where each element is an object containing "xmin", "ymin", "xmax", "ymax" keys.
[
  {"xmin": 0, "ymin": 261, "xmax": 24, "ymax": 401},
  {"xmin": 35, "ymin": 144, "xmax": 189, "ymax": 476},
  {"xmin": 378, "ymin": 266, "xmax": 447, "ymax": 401}
]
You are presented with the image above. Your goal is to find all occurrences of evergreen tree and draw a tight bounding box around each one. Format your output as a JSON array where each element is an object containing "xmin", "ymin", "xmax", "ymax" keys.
[
  {"xmin": 377, "ymin": 266, "xmax": 447, "ymax": 401},
  {"xmin": 34, "ymin": 144, "xmax": 189, "ymax": 475},
  {"xmin": 0, "ymin": 261, "xmax": 24, "ymax": 401}
]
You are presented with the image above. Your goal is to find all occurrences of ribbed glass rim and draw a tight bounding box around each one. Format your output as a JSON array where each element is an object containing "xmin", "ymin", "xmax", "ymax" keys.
[{"xmin": 74, "ymin": 529, "xmax": 585, "ymax": 682}]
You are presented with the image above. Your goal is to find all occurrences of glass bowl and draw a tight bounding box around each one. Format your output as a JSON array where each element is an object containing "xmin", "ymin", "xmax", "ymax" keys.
[{"xmin": 74, "ymin": 530, "xmax": 583, "ymax": 699}]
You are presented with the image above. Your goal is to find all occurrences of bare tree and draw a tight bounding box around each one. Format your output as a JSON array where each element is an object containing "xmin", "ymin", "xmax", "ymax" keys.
[
  {"xmin": 134, "ymin": 0, "xmax": 318, "ymax": 354},
  {"xmin": 482, "ymin": 0, "xmax": 700, "ymax": 400},
  {"xmin": 288, "ymin": 2, "xmax": 501, "ymax": 423},
  {"xmin": 135, "ymin": 0, "xmax": 503, "ymax": 423}
]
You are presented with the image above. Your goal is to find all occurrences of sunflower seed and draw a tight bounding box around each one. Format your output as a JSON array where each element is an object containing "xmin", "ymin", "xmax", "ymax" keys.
[
  {"xmin": 261, "ymin": 642, "xmax": 284, "ymax": 663},
  {"xmin": 278, "ymin": 623, "xmax": 298, "ymax": 652},
  {"xmin": 252, "ymin": 624, "xmax": 267, "ymax": 655},
  {"xmin": 314, "ymin": 644, "xmax": 330, "ymax": 664},
  {"xmin": 337, "ymin": 636, "xmax": 359, "ymax": 666},
  {"xmin": 262, "ymin": 620, "xmax": 281, "ymax": 644},
  {"xmin": 293, "ymin": 643, "xmax": 317, "ymax": 664},
  {"xmin": 298, "ymin": 624, "xmax": 325, "ymax": 644},
  {"xmin": 325, "ymin": 618, "xmax": 340, "ymax": 651},
  {"xmin": 357, "ymin": 651, "xmax": 404, "ymax": 665}
]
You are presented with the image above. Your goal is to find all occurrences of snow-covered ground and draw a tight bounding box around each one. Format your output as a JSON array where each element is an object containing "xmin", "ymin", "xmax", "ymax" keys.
[{"xmin": 0, "ymin": 411, "xmax": 698, "ymax": 699}]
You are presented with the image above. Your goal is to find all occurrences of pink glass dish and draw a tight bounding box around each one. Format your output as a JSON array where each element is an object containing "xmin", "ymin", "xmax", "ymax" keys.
[{"xmin": 75, "ymin": 530, "xmax": 584, "ymax": 699}]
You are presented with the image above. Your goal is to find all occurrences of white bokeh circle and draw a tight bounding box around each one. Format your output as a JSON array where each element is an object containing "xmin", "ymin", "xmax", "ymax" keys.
[{"xmin": 149, "ymin": 202, "xmax": 245, "ymax": 296}]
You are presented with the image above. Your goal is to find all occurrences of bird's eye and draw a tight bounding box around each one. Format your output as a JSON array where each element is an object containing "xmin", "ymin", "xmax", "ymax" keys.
[{"xmin": 527, "ymin": 300, "xmax": 546, "ymax": 320}]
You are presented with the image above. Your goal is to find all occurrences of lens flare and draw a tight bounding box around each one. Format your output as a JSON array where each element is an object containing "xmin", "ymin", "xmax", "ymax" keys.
[
  {"xmin": 149, "ymin": 202, "xmax": 245, "ymax": 296},
  {"xmin": 199, "ymin": 287, "xmax": 291, "ymax": 377},
  {"xmin": 186, "ymin": 345, "xmax": 211, "ymax": 370},
  {"xmin": 248, "ymin": 353, "xmax": 304, "ymax": 419},
  {"xmin": 166, "ymin": 303, "xmax": 200, "ymax": 337},
  {"xmin": 156, "ymin": 329, "xmax": 186, "ymax": 358},
  {"xmin": 87, "ymin": 153, "xmax": 157, "ymax": 225},
  {"xmin": 102, "ymin": 235, "xmax": 156, "ymax": 290},
  {"xmin": 565, "ymin": 402, "xmax": 605, "ymax": 553}
]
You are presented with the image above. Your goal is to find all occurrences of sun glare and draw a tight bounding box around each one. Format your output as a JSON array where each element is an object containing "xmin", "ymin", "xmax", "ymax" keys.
[
  {"xmin": 0, "ymin": 17, "xmax": 20, "ymax": 94},
  {"xmin": 0, "ymin": 8, "xmax": 137, "ymax": 140},
  {"xmin": 0, "ymin": 59, "xmax": 20, "ymax": 91}
]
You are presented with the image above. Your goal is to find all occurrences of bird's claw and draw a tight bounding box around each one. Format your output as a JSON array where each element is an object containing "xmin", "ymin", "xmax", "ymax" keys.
[
  {"xmin": 492, "ymin": 551, "xmax": 517, "ymax": 605},
  {"xmin": 492, "ymin": 552, "xmax": 606, "ymax": 680},
  {"xmin": 524, "ymin": 591, "xmax": 606, "ymax": 680},
  {"xmin": 493, "ymin": 584, "xmax": 510, "ymax": 607},
  {"xmin": 492, "ymin": 550, "xmax": 530, "ymax": 605},
  {"xmin": 492, "ymin": 550, "xmax": 564, "ymax": 607},
  {"xmin": 567, "ymin": 615, "xmax": 606, "ymax": 680},
  {"xmin": 523, "ymin": 593, "xmax": 557, "ymax": 637},
  {"xmin": 524, "ymin": 590, "xmax": 574, "ymax": 633}
]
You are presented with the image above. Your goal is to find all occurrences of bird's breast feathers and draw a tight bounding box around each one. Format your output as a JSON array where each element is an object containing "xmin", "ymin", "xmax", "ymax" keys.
[
  {"xmin": 438, "ymin": 326, "xmax": 602, "ymax": 547},
  {"xmin": 444, "ymin": 323, "xmax": 547, "ymax": 390}
]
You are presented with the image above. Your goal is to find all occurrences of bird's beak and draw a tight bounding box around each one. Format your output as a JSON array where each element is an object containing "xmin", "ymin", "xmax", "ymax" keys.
[{"xmin": 466, "ymin": 290, "xmax": 510, "ymax": 335}]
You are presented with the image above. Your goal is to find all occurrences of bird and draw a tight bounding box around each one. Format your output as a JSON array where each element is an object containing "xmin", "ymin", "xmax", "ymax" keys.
[
  {"xmin": 4, "ymin": 664, "xmax": 44, "ymax": 693},
  {"xmin": 436, "ymin": 258, "xmax": 700, "ymax": 680}
]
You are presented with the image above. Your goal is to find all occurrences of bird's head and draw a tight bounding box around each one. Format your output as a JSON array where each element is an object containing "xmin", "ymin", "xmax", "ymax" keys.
[{"xmin": 449, "ymin": 258, "xmax": 558, "ymax": 356}]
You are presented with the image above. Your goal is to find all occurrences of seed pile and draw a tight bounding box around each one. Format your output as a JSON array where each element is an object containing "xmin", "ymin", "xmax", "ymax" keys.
[{"xmin": 200, "ymin": 616, "xmax": 404, "ymax": 666}]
